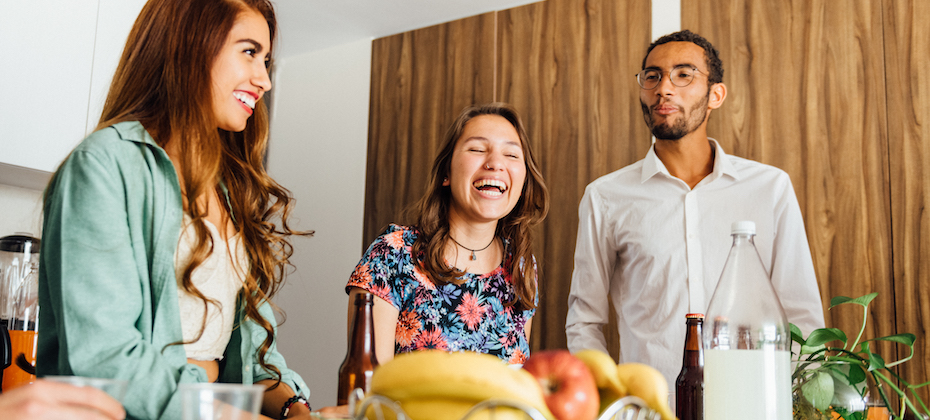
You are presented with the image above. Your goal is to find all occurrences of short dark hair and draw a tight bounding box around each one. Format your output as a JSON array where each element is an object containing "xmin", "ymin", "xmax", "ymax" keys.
[{"xmin": 642, "ymin": 29, "xmax": 724, "ymax": 85}]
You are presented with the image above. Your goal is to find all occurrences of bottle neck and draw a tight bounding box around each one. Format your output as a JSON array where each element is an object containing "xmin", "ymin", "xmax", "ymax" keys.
[
  {"xmin": 683, "ymin": 319, "xmax": 704, "ymax": 367},
  {"xmin": 731, "ymin": 232, "xmax": 755, "ymax": 246},
  {"xmin": 348, "ymin": 293, "xmax": 376, "ymax": 359}
]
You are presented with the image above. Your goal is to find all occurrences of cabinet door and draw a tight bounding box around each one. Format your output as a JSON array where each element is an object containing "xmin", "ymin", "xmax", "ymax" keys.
[
  {"xmin": 86, "ymin": 0, "xmax": 147, "ymax": 135},
  {"xmin": 0, "ymin": 0, "xmax": 145, "ymax": 177},
  {"xmin": 0, "ymin": 0, "xmax": 98, "ymax": 173}
]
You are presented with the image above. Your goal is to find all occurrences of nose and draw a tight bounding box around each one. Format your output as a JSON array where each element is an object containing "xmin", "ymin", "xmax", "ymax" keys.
[
  {"xmin": 654, "ymin": 72, "xmax": 675, "ymax": 96},
  {"xmin": 253, "ymin": 65, "xmax": 272, "ymax": 93},
  {"xmin": 485, "ymin": 154, "xmax": 506, "ymax": 171}
]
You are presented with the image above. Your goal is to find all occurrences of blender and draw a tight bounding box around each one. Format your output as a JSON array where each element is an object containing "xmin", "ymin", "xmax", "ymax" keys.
[{"xmin": 0, "ymin": 233, "xmax": 40, "ymax": 392}]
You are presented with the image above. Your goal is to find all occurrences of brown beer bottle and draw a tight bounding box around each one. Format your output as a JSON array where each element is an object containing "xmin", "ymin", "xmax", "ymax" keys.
[
  {"xmin": 337, "ymin": 292, "xmax": 379, "ymax": 405},
  {"xmin": 675, "ymin": 313, "xmax": 704, "ymax": 420}
]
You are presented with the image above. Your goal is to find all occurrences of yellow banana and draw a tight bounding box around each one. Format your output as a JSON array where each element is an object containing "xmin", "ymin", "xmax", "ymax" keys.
[
  {"xmin": 368, "ymin": 350, "xmax": 555, "ymax": 419},
  {"xmin": 573, "ymin": 348, "xmax": 627, "ymax": 398},
  {"xmin": 616, "ymin": 363, "xmax": 676, "ymax": 420},
  {"xmin": 377, "ymin": 398, "xmax": 533, "ymax": 420}
]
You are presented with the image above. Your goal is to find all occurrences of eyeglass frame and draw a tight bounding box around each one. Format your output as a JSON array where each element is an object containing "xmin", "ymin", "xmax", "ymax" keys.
[{"xmin": 635, "ymin": 65, "xmax": 710, "ymax": 90}]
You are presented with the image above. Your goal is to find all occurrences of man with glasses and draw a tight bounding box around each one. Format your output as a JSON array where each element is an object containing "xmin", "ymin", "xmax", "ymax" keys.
[{"xmin": 565, "ymin": 30, "xmax": 825, "ymax": 400}]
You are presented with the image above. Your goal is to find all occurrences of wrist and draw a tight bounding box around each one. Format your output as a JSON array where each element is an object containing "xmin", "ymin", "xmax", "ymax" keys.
[{"xmin": 279, "ymin": 395, "xmax": 311, "ymax": 419}]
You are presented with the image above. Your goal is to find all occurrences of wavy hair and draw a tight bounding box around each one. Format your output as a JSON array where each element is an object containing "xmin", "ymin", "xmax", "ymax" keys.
[
  {"xmin": 407, "ymin": 103, "xmax": 549, "ymax": 311},
  {"xmin": 92, "ymin": 0, "xmax": 307, "ymax": 385}
]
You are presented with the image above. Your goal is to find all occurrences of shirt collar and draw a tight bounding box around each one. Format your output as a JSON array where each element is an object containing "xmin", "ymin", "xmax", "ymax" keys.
[{"xmin": 640, "ymin": 137, "xmax": 741, "ymax": 184}]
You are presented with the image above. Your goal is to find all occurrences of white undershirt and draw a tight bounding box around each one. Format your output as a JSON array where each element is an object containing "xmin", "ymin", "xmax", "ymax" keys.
[{"xmin": 174, "ymin": 214, "xmax": 247, "ymax": 361}]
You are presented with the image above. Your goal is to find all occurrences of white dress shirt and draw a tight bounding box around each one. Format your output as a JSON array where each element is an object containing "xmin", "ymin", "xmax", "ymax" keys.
[{"xmin": 565, "ymin": 139, "xmax": 825, "ymax": 394}]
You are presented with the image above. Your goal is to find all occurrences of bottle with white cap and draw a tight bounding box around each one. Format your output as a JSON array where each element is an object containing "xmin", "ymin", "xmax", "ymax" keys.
[{"xmin": 702, "ymin": 221, "xmax": 791, "ymax": 420}]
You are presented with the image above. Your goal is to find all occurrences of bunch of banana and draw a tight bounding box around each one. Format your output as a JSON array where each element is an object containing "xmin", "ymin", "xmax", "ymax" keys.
[
  {"xmin": 573, "ymin": 349, "xmax": 676, "ymax": 420},
  {"xmin": 363, "ymin": 350, "xmax": 556, "ymax": 420}
]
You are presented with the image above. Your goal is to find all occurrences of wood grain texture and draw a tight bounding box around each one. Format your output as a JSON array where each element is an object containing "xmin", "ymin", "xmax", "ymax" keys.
[
  {"xmin": 497, "ymin": 0, "xmax": 651, "ymax": 354},
  {"xmin": 365, "ymin": 13, "xmax": 497, "ymax": 247},
  {"xmin": 682, "ymin": 0, "xmax": 930, "ymax": 402},
  {"xmin": 884, "ymin": 0, "xmax": 930, "ymax": 405}
]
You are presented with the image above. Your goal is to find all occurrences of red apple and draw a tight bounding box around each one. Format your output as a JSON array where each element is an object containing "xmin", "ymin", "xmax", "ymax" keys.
[{"xmin": 522, "ymin": 350, "xmax": 599, "ymax": 420}]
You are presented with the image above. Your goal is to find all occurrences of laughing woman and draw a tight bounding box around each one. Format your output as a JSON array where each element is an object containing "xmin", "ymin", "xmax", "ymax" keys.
[
  {"xmin": 347, "ymin": 103, "xmax": 550, "ymax": 365},
  {"xmin": 38, "ymin": 1, "xmax": 313, "ymax": 419}
]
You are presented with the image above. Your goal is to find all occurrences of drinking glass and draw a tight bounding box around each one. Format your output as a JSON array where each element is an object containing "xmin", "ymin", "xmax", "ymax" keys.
[
  {"xmin": 179, "ymin": 383, "xmax": 264, "ymax": 420},
  {"xmin": 45, "ymin": 375, "xmax": 129, "ymax": 401}
]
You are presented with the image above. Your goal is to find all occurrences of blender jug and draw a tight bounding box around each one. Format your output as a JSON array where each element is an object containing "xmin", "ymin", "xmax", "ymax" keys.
[{"xmin": 0, "ymin": 234, "xmax": 40, "ymax": 392}]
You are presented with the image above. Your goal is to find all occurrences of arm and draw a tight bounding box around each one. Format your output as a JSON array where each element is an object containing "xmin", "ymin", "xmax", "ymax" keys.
[
  {"xmin": 247, "ymin": 301, "xmax": 310, "ymax": 411},
  {"xmin": 0, "ymin": 380, "xmax": 125, "ymax": 420},
  {"xmin": 770, "ymin": 176, "xmax": 826, "ymax": 335},
  {"xmin": 39, "ymin": 143, "xmax": 204, "ymax": 419},
  {"xmin": 565, "ymin": 186, "xmax": 615, "ymax": 353},
  {"xmin": 257, "ymin": 380, "xmax": 311, "ymax": 419}
]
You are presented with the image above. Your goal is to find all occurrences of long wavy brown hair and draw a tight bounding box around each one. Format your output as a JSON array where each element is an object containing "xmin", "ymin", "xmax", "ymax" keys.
[
  {"xmin": 407, "ymin": 103, "xmax": 549, "ymax": 311},
  {"xmin": 92, "ymin": 0, "xmax": 307, "ymax": 384}
]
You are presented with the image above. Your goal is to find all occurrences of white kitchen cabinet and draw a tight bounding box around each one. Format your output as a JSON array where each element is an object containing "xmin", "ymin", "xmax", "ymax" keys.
[{"xmin": 0, "ymin": 0, "xmax": 144, "ymax": 189}]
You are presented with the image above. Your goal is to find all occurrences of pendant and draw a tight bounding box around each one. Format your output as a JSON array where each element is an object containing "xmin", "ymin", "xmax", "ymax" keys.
[{"xmin": 470, "ymin": 251, "xmax": 477, "ymax": 260}]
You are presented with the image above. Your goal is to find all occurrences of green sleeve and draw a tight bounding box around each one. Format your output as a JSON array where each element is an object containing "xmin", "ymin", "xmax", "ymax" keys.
[{"xmin": 39, "ymin": 139, "xmax": 206, "ymax": 420}]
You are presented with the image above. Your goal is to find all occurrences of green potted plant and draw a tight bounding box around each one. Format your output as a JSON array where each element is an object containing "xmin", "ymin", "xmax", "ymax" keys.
[{"xmin": 791, "ymin": 293, "xmax": 930, "ymax": 420}]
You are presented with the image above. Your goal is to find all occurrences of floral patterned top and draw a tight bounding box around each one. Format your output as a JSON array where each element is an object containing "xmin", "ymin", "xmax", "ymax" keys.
[{"xmin": 347, "ymin": 224, "xmax": 536, "ymax": 364}]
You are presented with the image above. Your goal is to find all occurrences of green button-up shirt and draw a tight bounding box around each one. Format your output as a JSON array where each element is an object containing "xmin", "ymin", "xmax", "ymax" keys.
[{"xmin": 38, "ymin": 121, "xmax": 308, "ymax": 419}]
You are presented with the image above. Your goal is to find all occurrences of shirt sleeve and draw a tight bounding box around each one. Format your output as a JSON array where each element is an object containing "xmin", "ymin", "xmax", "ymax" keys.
[
  {"xmin": 565, "ymin": 186, "xmax": 614, "ymax": 353},
  {"xmin": 770, "ymin": 175, "xmax": 826, "ymax": 336},
  {"xmin": 248, "ymin": 301, "xmax": 309, "ymax": 397},
  {"xmin": 39, "ymin": 146, "xmax": 206, "ymax": 420},
  {"xmin": 346, "ymin": 226, "xmax": 409, "ymax": 309}
]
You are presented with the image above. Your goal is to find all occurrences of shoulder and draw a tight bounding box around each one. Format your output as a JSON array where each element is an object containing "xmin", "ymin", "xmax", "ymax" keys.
[
  {"xmin": 362, "ymin": 224, "xmax": 417, "ymax": 260},
  {"xmin": 586, "ymin": 160, "xmax": 645, "ymax": 192},
  {"xmin": 63, "ymin": 121, "xmax": 166, "ymax": 172},
  {"xmin": 725, "ymin": 155, "xmax": 793, "ymax": 189}
]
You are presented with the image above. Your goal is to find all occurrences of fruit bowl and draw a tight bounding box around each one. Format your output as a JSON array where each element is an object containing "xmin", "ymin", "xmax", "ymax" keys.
[{"xmin": 348, "ymin": 392, "xmax": 660, "ymax": 420}]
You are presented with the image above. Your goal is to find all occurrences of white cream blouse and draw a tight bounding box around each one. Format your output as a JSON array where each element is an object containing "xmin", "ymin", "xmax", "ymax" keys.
[{"xmin": 174, "ymin": 215, "xmax": 247, "ymax": 361}]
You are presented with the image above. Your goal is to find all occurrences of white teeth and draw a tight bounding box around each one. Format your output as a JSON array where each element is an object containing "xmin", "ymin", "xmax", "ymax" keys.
[
  {"xmin": 233, "ymin": 92, "xmax": 256, "ymax": 109},
  {"xmin": 473, "ymin": 179, "xmax": 508, "ymax": 195}
]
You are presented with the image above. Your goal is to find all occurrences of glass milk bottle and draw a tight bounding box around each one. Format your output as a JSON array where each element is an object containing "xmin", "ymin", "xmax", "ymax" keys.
[{"xmin": 703, "ymin": 221, "xmax": 791, "ymax": 420}]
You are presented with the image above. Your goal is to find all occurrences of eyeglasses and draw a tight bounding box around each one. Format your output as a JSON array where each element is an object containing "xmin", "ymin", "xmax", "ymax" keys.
[{"xmin": 635, "ymin": 65, "xmax": 708, "ymax": 90}]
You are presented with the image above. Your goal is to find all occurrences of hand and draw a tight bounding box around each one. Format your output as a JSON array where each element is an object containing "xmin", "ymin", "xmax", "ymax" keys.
[
  {"xmin": 315, "ymin": 404, "xmax": 350, "ymax": 418},
  {"xmin": 0, "ymin": 379, "xmax": 126, "ymax": 420}
]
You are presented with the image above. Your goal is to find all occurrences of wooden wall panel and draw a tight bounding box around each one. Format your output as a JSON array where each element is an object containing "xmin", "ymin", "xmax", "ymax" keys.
[
  {"xmin": 682, "ymin": 0, "xmax": 930, "ymax": 404},
  {"xmin": 364, "ymin": 13, "xmax": 497, "ymax": 245},
  {"xmin": 497, "ymin": 0, "xmax": 651, "ymax": 354},
  {"xmin": 884, "ymin": 0, "xmax": 930, "ymax": 404}
]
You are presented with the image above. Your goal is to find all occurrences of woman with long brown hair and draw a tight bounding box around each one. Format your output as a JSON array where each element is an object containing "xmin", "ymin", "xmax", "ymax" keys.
[
  {"xmin": 346, "ymin": 103, "xmax": 549, "ymax": 365},
  {"xmin": 37, "ymin": 0, "xmax": 313, "ymax": 418}
]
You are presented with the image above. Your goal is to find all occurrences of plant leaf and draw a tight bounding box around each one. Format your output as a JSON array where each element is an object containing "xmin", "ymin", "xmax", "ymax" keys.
[
  {"xmin": 867, "ymin": 333, "xmax": 916, "ymax": 347},
  {"xmin": 847, "ymin": 363, "xmax": 866, "ymax": 385},
  {"xmin": 790, "ymin": 323, "xmax": 805, "ymax": 345},
  {"xmin": 867, "ymin": 352, "xmax": 886, "ymax": 371},
  {"xmin": 800, "ymin": 343, "xmax": 825, "ymax": 355},
  {"xmin": 829, "ymin": 293, "xmax": 878, "ymax": 309},
  {"xmin": 805, "ymin": 328, "xmax": 848, "ymax": 347},
  {"xmin": 801, "ymin": 371, "xmax": 835, "ymax": 412}
]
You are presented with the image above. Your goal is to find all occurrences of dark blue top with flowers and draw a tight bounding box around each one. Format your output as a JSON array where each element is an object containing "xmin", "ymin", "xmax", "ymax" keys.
[{"xmin": 347, "ymin": 224, "xmax": 536, "ymax": 364}]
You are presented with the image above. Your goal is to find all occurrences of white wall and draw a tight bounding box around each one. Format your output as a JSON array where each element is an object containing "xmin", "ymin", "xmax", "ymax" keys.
[
  {"xmin": 0, "ymin": 185, "xmax": 44, "ymax": 239},
  {"xmin": 265, "ymin": 38, "xmax": 372, "ymax": 410}
]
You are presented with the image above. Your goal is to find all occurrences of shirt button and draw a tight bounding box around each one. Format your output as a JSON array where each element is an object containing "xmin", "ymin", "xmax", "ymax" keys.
[{"xmin": 245, "ymin": 366, "xmax": 250, "ymax": 371}]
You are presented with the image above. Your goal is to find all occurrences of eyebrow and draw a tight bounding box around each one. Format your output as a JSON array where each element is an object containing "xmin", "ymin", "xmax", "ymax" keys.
[
  {"xmin": 237, "ymin": 38, "xmax": 265, "ymax": 53},
  {"xmin": 644, "ymin": 63, "xmax": 698, "ymax": 71},
  {"xmin": 463, "ymin": 136, "xmax": 522, "ymax": 148}
]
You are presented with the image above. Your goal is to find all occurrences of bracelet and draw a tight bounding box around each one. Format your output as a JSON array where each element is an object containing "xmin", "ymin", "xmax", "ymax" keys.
[{"xmin": 279, "ymin": 395, "xmax": 310, "ymax": 419}]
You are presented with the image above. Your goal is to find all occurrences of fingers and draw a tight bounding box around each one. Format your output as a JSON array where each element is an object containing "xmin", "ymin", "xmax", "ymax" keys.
[{"xmin": 29, "ymin": 380, "xmax": 126, "ymax": 420}]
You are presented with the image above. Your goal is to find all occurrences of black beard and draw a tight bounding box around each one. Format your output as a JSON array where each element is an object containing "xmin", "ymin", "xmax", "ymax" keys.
[{"xmin": 641, "ymin": 92, "xmax": 711, "ymax": 140}]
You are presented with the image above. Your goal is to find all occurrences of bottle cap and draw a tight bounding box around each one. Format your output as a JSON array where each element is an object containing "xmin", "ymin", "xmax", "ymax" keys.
[
  {"xmin": 685, "ymin": 313, "xmax": 704, "ymax": 319},
  {"xmin": 731, "ymin": 221, "xmax": 756, "ymax": 235}
]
